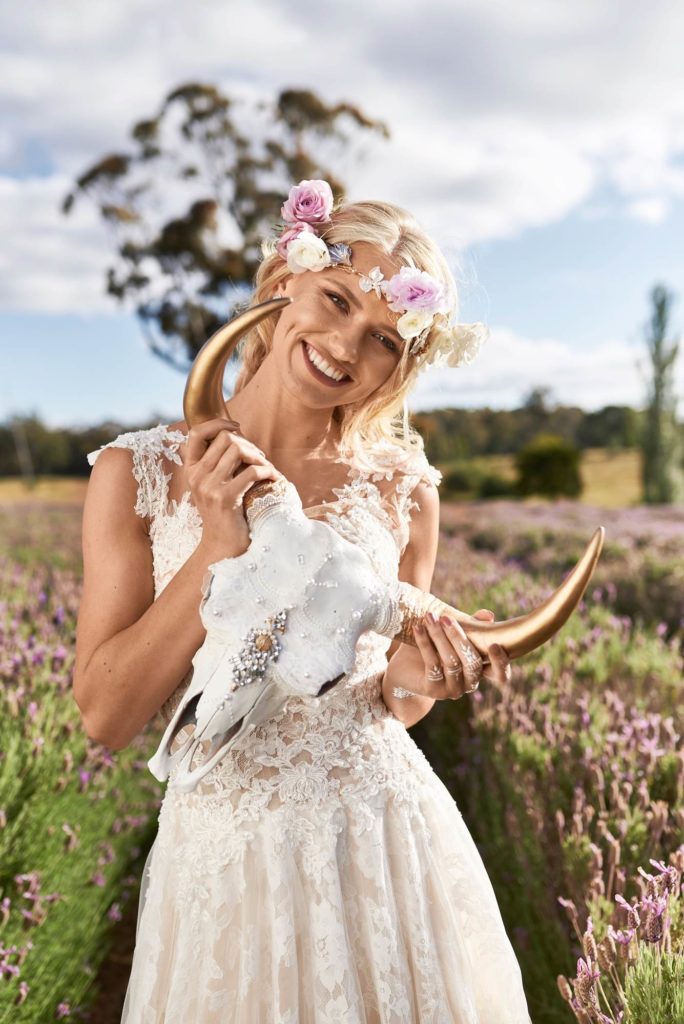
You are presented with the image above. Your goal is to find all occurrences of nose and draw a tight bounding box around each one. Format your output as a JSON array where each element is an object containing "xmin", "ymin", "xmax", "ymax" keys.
[{"xmin": 325, "ymin": 327, "xmax": 361, "ymax": 367}]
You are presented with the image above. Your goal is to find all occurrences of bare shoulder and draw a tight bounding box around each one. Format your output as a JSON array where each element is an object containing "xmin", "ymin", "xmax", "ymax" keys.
[{"xmin": 398, "ymin": 475, "xmax": 440, "ymax": 592}]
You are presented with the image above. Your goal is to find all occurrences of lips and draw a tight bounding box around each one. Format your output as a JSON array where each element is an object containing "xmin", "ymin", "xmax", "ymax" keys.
[{"xmin": 301, "ymin": 341, "xmax": 352, "ymax": 386}]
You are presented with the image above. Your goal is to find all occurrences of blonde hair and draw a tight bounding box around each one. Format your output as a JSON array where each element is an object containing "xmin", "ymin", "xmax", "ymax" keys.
[{"xmin": 233, "ymin": 199, "xmax": 460, "ymax": 463}]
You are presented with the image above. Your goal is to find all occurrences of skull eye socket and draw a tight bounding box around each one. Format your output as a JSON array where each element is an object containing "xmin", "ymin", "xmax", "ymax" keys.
[{"xmin": 318, "ymin": 673, "xmax": 345, "ymax": 696}]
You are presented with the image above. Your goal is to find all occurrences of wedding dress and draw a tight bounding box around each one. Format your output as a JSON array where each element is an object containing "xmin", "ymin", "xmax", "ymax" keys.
[{"xmin": 86, "ymin": 423, "xmax": 532, "ymax": 1024}]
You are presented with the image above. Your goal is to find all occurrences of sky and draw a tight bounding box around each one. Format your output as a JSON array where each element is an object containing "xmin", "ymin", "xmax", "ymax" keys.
[{"xmin": 2, "ymin": 0, "xmax": 684, "ymax": 429}]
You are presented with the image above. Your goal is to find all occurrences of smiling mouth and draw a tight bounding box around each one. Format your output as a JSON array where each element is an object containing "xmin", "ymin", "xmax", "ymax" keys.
[{"xmin": 301, "ymin": 341, "xmax": 352, "ymax": 385}]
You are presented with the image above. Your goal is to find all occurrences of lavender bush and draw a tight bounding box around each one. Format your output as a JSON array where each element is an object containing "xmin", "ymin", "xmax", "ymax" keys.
[
  {"xmin": 1, "ymin": 497, "xmax": 682, "ymax": 1021},
  {"xmin": 414, "ymin": 500, "xmax": 683, "ymax": 1023},
  {"xmin": 0, "ymin": 504, "xmax": 164, "ymax": 1021}
]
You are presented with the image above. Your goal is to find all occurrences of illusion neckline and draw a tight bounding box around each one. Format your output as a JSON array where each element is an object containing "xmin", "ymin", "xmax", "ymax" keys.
[{"xmin": 158, "ymin": 423, "xmax": 359, "ymax": 519}]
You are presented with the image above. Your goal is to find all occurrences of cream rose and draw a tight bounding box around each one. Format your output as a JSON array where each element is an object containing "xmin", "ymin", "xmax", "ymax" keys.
[
  {"xmin": 286, "ymin": 232, "xmax": 332, "ymax": 274},
  {"xmin": 396, "ymin": 308, "xmax": 434, "ymax": 340}
]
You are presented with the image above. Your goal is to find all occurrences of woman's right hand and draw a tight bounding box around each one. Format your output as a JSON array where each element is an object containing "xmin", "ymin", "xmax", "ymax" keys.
[{"xmin": 181, "ymin": 417, "xmax": 284, "ymax": 560}]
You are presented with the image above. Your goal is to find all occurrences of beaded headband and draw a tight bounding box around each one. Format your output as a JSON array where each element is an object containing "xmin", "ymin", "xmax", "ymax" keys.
[{"xmin": 272, "ymin": 178, "xmax": 489, "ymax": 367}]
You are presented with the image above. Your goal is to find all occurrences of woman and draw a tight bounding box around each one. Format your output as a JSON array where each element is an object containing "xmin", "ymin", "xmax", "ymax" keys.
[{"xmin": 75, "ymin": 180, "xmax": 532, "ymax": 1022}]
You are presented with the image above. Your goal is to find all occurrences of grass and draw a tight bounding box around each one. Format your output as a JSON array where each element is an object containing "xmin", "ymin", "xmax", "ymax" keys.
[{"xmin": 438, "ymin": 447, "xmax": 643, "ymax": 507}]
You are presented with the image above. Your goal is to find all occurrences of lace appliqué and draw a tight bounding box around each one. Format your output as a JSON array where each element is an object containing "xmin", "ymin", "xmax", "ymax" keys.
[
  {"xmin": 88, "ymin": 425, "xmax": 532, "ymax": 1024},
  {"xmin": 86, "ymin": 424, "xmax": 188, "ymax": 522}
]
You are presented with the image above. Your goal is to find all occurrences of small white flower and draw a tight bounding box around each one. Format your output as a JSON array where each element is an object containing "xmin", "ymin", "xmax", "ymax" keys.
[
  {"xmin": 396, "ymin": 308, "xmax": 434, "ymax": 340},
  {"xmin": 426, "ymin": 322, "xmax": 490, "ymax": 369},
  {"xmin": 359, "ymin": 266, "xmax": 386, "ymax": 298},
  {"xmin": 286, "ymin": 232, "xmax": 332, "ymax": 274}
]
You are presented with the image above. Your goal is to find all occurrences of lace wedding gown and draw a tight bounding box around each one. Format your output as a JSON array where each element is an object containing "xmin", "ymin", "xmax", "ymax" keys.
[{"xmin": 86, "ymin": 423, "xmax": 532, "ymax": 1024}]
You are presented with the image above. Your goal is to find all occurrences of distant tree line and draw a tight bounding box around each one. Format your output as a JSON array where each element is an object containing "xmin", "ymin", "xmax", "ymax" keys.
[
  {"xmin": 413, "ymin": 393, "xmax": 641, "ymax": 465},
  {"xmin": 0, "ymin": 399, "xmax": 643, "ymax": 478}
]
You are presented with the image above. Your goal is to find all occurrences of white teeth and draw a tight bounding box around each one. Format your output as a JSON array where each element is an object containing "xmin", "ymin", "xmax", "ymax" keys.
[{"xmin": 305, "ymin": 343, "xmax": 349, "ymax": 382}]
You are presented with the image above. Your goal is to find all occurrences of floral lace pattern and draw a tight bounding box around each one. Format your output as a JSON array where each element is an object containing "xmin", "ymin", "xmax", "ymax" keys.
[{"xmin": 86, "ymin": 425, "xmax": 531, "ymax": 1023}]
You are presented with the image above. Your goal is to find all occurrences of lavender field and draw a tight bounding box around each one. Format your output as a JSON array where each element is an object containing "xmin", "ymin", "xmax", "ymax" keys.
[{"xmin": 0, "ymin": 497, "xmax": 682, "ymax": 1023}]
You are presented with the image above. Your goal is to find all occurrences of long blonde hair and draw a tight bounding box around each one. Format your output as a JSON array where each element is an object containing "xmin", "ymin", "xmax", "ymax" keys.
[{"xmin": 233, "ymin": 199, "xmax": 460, "ymax": 463}]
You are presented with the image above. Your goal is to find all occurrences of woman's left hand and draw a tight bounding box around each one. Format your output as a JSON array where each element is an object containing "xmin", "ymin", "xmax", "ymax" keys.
[{"xmin": 411, "ymin": 607, "xmax": 512, "ymax": 700}]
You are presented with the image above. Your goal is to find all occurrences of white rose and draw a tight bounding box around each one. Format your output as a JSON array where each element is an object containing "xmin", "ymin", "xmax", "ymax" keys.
[
  {"xmin": 286, "ymin": 233, "xmax": 332, "ymax": 274},
  {"xmin": 396, "ymin": 308, "xmax": 434, "ymax": 340}
]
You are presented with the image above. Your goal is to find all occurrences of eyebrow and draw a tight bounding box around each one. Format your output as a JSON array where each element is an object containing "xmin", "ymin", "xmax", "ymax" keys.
[{"xmin": 331, "ymin": 280, "xmax": 405, "ymax": 346}]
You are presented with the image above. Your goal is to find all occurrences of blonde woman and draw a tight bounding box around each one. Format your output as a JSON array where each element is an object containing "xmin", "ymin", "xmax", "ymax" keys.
[{"xmin": 75, "ymin": 180, "xmax": 532, "ymax": 1022}]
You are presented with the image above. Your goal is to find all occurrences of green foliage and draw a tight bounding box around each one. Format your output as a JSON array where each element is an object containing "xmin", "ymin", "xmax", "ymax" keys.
[
  {"xmin": 412, "ymin": 403, "xmax": 644, "ymax": 464},
  {"xmin": 623, "ymin": 946, "xmax": 684, "ymax": 1024},
  {"xmin": 477, "ymin": 472, "xmax": 519, "ymax": 499},
  {"xmin": 639, "ymin": 283, "xmax": 684, "ymax": 505},
  {"xmin": 515, "ymin": 432, "xmax": 582, "ymax": 498}
]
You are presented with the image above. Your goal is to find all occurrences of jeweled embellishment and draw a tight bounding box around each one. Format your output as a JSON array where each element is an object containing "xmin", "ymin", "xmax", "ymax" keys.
[{"xmin": 228, "ymin": 609, "xmax": 288, "ymax": 689}]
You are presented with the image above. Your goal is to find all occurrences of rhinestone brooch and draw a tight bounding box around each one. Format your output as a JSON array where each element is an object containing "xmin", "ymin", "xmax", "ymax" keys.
[{"xmin": 228, "ymin": 609, "xmax": 289, "ymax": 690}]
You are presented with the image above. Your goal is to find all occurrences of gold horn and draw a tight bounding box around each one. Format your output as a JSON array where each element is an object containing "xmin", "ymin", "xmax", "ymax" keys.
[
  {"xmin": 184, "ymin": 296, "xmax": 292, "ymax": 425},
  {"xmin": 183, "ymin": 299, "xmax": 606, "ymax": 663},
  {"xmin": 183, "ymin": 296, "xmax": 293, "ymax": 512},
  {"xmin": 392, "ymin": 527, "xmax": 605, "ymax": 661}
]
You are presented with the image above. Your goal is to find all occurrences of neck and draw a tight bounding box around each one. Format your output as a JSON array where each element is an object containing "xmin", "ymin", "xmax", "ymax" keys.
[{"xmin": 224, "ymin": 354, "xmax": 344, "ymax": 459}]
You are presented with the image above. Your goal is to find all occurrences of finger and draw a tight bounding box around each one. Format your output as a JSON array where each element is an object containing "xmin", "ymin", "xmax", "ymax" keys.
[
  {"xmin": 184, "ymin": 418, "xmax": 242, "ymax": 467},
  {"xmin": 473, "ymin": 608, "xmax": 495, "ymax": 620},
  {"xmin": 411, "ymin": 622, "xmax": 447, "ymax": 696},
  {"xmin": 482, "ymin": 643, "xmax": 512, "ymax": 686},
  {"xmin": 230, "ymin": 462, "xmax": 284, "ymax": 502},
  {"xmin": 204, "ymin": 442, "xmax": 248, "ymax": 483},
  {"xmin": 440, "ymin": 614, "xmax": 483, "ymax": 692},
  {"xmin": 422, "ymin": 614, "xmax": 463, "ymax": 697},
  {"xmin": 204, "ymin": 433, "xmax": 267, "ymax": 476}
]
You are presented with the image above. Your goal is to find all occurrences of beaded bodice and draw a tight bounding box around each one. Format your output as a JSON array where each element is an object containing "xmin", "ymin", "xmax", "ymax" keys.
[{"xmin": 86, "ymin": 424, "xmax": 442, "ymax": 795}]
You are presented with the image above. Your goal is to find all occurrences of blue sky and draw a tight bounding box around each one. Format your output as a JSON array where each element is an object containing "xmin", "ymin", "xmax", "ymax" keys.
[{"xmin": 2, "ymin": 0, "xmax": 684, "ymax": 429}]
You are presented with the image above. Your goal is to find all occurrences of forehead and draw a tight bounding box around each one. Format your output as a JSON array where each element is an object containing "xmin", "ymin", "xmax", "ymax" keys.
[{"xmin": 338, "ymin": 240, "xmax": 403, "ymax": 280}]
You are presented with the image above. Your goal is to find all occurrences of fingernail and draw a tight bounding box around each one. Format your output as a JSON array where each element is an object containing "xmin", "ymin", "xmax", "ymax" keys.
[
  {"xmin": 440, "ymin": 615, "xmax": 452, "ymax": 627},
  {"xmin": 427, "ymin": 611, "xmax": 438, "ymax": 624},
  {"xmin": 414, "ymin": 622, "xmax": 424, "ymax": 634}
]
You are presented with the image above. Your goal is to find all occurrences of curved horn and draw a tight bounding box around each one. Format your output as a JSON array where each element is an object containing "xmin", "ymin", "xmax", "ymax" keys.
[
  {"xmin": 393, "ymin": 527, "xmax": 605, "ymax": 662},
  {"xmin": 184, "ymin": 296, "xmax": 292, "ymax": 425},
  {"xmin": 183, "ymin": 298, "xmax": 606, "ymax": 663},
  {"xmin": 183, "ymin": 296, "xmax": 293, "ymax": 511}
]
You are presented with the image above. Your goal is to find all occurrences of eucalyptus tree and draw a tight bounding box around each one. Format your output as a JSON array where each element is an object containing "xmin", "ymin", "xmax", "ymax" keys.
[{"xmin": 63, "ymin": 84, "xmax": 389, "ymax": 372}]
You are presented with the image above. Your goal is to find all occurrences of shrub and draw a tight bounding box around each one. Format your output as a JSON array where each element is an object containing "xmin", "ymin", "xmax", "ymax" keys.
[{"xmin": 515, "ymin": 433, "xmax": 582, "ymax": 498}]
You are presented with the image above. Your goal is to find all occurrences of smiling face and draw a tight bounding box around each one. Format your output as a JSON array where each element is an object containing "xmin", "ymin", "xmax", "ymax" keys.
[{"xmin": 269, "ymin": 241, "xmax": 410, "ymax": 412}]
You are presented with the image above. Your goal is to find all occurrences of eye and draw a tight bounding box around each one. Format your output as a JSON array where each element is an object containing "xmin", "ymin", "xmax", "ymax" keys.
[
  {"xmin": 326, "ymin": 291, "xmax": 397, "ymax": 353},
  {"xmin": 326, "ymin": 290, "xmax": 348, "ymax": 312},
  {"xmin": 374, "ymin": 332, "xmax": 397, "ymax": 353}
]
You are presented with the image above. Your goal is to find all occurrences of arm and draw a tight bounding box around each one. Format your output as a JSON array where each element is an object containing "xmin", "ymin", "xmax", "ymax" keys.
[
  {"xmin": 381, "ymin": 477, "xmax": 440, "ymax": 729},
  {"xmin": 73, "ymin": 448, "xmax": 233, "ymax": 751}
]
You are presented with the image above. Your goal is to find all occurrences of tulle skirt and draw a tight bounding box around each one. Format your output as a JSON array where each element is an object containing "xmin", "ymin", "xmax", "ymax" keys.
[{"xmin": 121, "ymin": 694, "xmax": 531, "ymax": 1023}]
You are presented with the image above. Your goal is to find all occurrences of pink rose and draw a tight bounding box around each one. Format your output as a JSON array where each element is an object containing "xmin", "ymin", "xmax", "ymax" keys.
[
  {"xmin": 384, "ymin": 266, "xmax": 449, "ymax": 315},
  {"xmin": 281, "ymin": 179, "xmax": 334, "ymax": 226},
  {"xmin": 275, "ymin": 221, "xmax": 316, "ymax": 259}
]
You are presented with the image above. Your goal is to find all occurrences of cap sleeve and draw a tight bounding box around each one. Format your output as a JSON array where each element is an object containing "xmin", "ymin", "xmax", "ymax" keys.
[{"xmin": 86, "ymin": 424, "xmax": 185, "ymax": 522}]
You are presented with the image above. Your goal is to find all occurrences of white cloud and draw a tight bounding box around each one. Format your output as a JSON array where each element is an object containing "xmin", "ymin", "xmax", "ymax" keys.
[
  {"xmin": 408, "ymin": 325, "xmax": 684, "ymax": 413},
  {"xmin": 0, "ymin": 175, "xmax": 117, "ymax": 313},
  {"xmin": 2, "ymin": 0, "xmax": 684, "ymax": 321}
]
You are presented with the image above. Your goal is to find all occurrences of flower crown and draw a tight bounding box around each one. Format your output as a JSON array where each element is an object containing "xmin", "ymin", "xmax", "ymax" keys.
[{"xmin": 272, "ymin": 178, "xmax": 489, "ymax": 368}]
